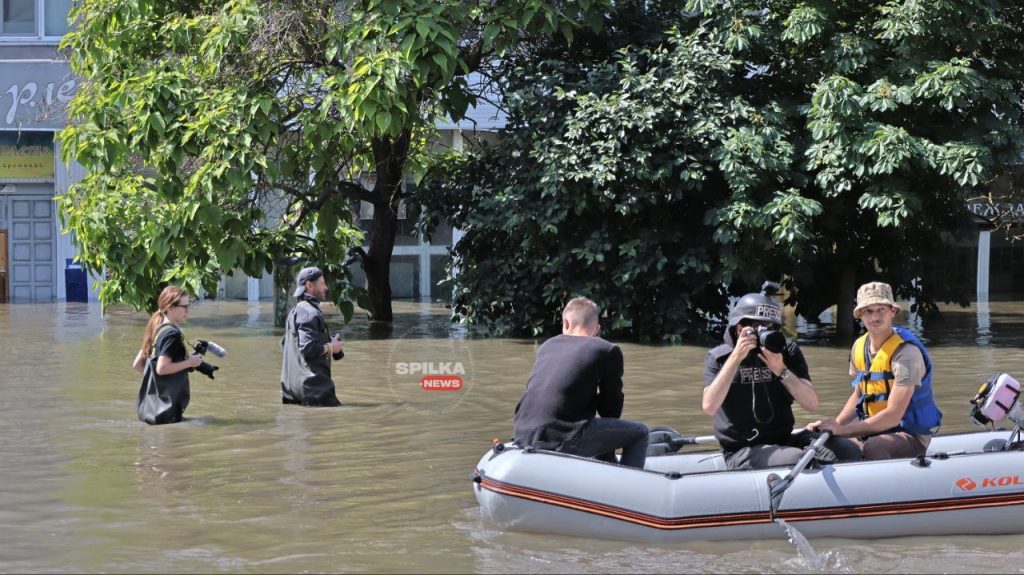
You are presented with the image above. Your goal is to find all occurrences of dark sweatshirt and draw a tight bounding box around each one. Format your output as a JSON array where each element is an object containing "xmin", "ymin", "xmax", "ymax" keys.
[{"xmin": 513, "ymin": 334, "xmax": 625, "ymax": 450}]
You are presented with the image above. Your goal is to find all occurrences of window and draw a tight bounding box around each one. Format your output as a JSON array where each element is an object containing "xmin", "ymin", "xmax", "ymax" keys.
[{"xmin": 1, "ymin": 0, "xmax": 73, "ymax": 39}]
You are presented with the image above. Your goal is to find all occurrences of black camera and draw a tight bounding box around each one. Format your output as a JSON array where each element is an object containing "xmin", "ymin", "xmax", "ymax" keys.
[
  {"xmin": 746, "ymin": 326, "xmax": 786, "ymax": 354},
  {"xmin": 330, "ymin": 334, "xmax": 345, "ymax": 361},
  {"xmin": 192, "ymin": 339, "xmax": 227, "ymax": 380}
]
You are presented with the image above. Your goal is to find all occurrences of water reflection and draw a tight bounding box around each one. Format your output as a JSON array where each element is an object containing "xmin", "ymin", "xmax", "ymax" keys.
[{"xmin": 1, "ymin": 299, "xmax": 1024, "ymax": 572}]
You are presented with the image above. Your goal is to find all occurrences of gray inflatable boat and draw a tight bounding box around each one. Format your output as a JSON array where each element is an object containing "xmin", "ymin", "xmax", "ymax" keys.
[
  {"xmin": 475, "ymin": 374, "xmax": 1024, "ymax": 542},
  {"xmin": 472, "ymin": 428, "xmax": 1024, "ymax": 541}
]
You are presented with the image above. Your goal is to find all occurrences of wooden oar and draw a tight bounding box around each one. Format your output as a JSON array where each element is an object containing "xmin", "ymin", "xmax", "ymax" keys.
[{"xmin": 766, "ymin": 432, "xmax": 832, "ymax": 520}]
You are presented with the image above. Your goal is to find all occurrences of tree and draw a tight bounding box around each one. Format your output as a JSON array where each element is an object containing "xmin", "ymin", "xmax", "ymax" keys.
[
  {"xmin": 418, "ymin": 0, "xmax": 1024, "ymax": 340},
  {"xmin": 58, "ymin": 0, "xmax": 610, "ymax": 321}
]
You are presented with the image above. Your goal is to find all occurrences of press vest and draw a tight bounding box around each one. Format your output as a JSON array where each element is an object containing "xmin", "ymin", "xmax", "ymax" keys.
[
  {"xmin": 850, "ymin": 326, "xmax": 942, "ymax": 436},
  {"xmin": 707, "ymin": 340, "xmax": 800, "ymax": 453}
]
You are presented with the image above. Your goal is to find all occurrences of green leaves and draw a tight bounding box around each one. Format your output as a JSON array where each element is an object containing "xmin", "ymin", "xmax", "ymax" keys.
[
  {"xmin": 782, "ymin": 5, "xmax": 827, "ymax": 45},
  {"xmin": 59, "ymin": 0, "xmax": 613, "ymax": 315},
  {"xmin": 418, "ymin": 0, "xmax": 1024, "ymax": 339}
]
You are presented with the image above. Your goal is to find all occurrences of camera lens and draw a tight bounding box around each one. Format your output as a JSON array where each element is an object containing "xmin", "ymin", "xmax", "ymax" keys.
[{"xmin": 756, "ymin": 327, "xmax": 786, "ymax": 354}]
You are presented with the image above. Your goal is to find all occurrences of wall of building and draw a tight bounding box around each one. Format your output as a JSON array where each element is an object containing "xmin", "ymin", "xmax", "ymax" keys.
[{"xmin": 0, "ymin": 49, "xmax": 100, "ymax": 303}]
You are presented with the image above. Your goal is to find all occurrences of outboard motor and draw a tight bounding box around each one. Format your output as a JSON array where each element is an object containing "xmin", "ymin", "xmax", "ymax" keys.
[{"xmin": 970, "ymin": 373, "xmax": 1024, "ymax": 428}]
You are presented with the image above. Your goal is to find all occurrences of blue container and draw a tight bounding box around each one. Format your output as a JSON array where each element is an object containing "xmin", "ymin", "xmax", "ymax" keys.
[{"xmin": 65, "ymin": 258, "xmax": 87, "ymax": 302}]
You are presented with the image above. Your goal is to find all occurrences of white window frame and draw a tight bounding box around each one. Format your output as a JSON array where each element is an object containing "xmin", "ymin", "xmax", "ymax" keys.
[{"xmin": 0, "ymin": 0, "xmax": 71, "ymax": 44}]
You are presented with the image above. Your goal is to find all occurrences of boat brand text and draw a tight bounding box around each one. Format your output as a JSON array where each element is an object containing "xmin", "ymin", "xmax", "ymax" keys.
[{"xmin": 955, "ymin": 475, "xmax": 1022, "ymax": 491}]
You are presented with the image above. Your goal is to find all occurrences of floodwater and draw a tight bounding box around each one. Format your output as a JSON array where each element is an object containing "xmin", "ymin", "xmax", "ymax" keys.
[{"xmin": 1, "ymin": 299, "xmax": 1024, "ymax": 573}]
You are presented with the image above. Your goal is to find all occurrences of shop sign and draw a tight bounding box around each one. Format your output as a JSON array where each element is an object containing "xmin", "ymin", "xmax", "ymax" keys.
[
  {"xmin": 967, "ymin": 200, "xmax": 1024, "ymax": 223},
  {"xmin": 1, "ymin": 60, "xmax": 77, "ymax": 130},
  {"xmin": 0, "ymin": 132, "xmax": 54, "ymax": 180}
]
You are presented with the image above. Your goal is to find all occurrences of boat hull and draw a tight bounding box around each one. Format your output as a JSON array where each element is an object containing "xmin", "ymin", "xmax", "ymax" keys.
[{"xmin": 473, "ymin": 430, "xmax": 1024, "ymax": 541}]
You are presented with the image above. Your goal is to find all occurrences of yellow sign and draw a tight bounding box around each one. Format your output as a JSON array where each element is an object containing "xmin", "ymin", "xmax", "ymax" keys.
[{"xmin": 0, "ymin": 133, "xmax": 54, "ymax": 180}]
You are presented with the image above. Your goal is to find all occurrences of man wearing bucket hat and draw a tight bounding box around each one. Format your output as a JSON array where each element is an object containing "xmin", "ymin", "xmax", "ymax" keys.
[
  {"xmin": 809, "ymin": 281, "xmax": 942, "ymax": 459},
  {"xmin": 702, "ymin": 283, "xmax": 831, "ymax": 470},
  {"xmin": 279, "ymin": 266, "xmax": 345, "ymax": 407}
]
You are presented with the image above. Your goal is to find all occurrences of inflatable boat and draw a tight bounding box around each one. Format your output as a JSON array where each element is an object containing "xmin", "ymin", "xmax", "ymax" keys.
[{"xmin": 472, "ymin": 375, "xmax": 1024, "ymax": 542}]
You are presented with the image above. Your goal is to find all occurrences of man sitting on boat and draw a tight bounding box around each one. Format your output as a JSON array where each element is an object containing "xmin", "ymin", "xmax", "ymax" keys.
[
  {"xmin": 703, "ymin": 284, "xmax": 843, "ymax": 470},
  {"xmin": 512, "ymin": 297, "xmax": 649, "ymax": 469},
  {"xmin": 809, "ymin": 281, "xmax": 943, "ymax": 460}
]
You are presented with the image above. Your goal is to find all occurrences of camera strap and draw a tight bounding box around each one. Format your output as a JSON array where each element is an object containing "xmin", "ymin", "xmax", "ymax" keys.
[{"xmin": 149, "ymin": 323, "xmax": 177, "ymax": 359}]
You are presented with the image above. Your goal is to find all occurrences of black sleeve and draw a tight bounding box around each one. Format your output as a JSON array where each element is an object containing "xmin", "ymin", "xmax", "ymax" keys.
[
  {"xmin": 295, "ymin": 306, "xmax": 326, "ymax": 361},
  {"xmin": 155, "ymin": 327, "xmax": 186, "ymax": 362},
  {"xmin": 596, "ymin": 344, "xmax": 624, "ymax": 419},
  {"xmin": 785, "ymin": 342, "xmax": 811, "ymax": 381},
  {"xmin": 704, "ymin": 350, "xmax": 721, "ymax": 388}
]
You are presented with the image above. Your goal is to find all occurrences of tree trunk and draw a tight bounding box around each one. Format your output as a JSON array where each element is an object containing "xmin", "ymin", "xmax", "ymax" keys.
[
  {"xmin": 836, "ymin": 263, "xmax": 857, "ymax": 338},
  {"xmin": 362, "ymin": 133, "xmax": 410, "ymax": 324},
  {"xmin": 365, "ymin": 201, "xmax": 398, "ymax": 323},
  {"xmin": 273, "ymin": 259, "xmax": 296, "ymax": 328}
]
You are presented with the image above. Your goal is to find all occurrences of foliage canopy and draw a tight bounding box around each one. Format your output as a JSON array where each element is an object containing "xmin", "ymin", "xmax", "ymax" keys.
[
  {"xmin": 58, "ymin": 0, "xmax": 609, "ymax": 319},
  {"xmin": 419, "ymin": 0, "xmax": 1024, "ymax": 340}
]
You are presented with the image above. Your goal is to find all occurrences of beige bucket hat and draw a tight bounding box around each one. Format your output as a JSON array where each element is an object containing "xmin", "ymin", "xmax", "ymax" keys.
[{"xmin": 853, "ymin": 281, "xmax": 901, "ymax": 318}]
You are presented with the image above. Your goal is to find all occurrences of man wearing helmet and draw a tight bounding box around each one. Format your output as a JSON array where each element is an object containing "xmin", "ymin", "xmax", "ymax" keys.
[{"xmin": 702, "ymin": 285, "xmax": 823, "ymax": 470}]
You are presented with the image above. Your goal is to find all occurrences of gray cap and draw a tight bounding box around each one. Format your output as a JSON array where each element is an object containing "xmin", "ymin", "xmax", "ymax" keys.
[{"xmin": 293, "ymin": 266, "xmax": 324, "ymax": 298}]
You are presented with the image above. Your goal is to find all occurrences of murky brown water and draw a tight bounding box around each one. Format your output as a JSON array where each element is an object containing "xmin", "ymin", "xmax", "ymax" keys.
[{"xmin": 2, "ymin": 299, "xmax": 1024, "ymax": 573}]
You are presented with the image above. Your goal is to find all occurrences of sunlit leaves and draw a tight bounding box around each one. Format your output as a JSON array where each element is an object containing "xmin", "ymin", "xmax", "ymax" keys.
[
  {"xmin": 58, "ymin": 0, "xmax": 611, "ymax": 313},
  {"xmin": 782, "ymin": 5, "xmax": 826, "ymax": 45}
]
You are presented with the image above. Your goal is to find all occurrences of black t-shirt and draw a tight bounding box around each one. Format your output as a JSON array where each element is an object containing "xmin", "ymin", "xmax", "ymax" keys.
[
  {"xmin": 704, "ymin": 333, "xmax": 810, "ymax": 452},
  {"xmin": 154, "ymin": 324, "xmax": 187, "ymax": 362}
]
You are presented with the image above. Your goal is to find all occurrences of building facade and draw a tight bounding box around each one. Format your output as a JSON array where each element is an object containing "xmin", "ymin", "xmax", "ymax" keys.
[{"xmin": 0, "ymin": 0, "xmax": 100, "ymax": 303}]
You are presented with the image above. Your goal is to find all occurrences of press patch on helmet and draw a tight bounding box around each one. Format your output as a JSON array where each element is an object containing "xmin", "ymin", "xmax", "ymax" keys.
[{"xmin": 756, "ymin": 305, "xmax": 782, "ymax": 322}]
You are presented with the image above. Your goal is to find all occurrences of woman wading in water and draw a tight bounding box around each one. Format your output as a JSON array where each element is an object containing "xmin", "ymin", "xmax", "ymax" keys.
[{"xmin": 132, "ymin": 286, "xmax": 204, "ymax": 424}]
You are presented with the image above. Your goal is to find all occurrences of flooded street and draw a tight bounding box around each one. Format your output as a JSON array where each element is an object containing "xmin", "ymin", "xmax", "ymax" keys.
[{"xmin": 1, "ymin": 299, "xmax": 1024, "ymax": 573}]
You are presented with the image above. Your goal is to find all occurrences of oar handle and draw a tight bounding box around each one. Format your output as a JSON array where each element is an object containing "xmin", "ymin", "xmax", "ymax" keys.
[
  {"xmin": 776, "ymin": 432, "xmax": 831, "ymax": 490},
  {"xmin": 768, "ymin": 432, "xmax": 832, "ymax": 515}
]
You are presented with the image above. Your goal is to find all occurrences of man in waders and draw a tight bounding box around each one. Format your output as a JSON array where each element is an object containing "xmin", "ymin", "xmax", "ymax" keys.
[{"xmin": 280, "ymin": 267, "xmax": 345, "ymax": 407}]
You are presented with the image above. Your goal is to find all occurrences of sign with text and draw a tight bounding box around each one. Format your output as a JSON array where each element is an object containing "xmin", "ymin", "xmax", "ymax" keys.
[
  {"xmin": 0, "ymin": 60, "xmax": 77, "ymax": 130},
  {"xmin": 0, "ymin": 132, "xmax": 54, "ymax": 180},
  {"xmin": 967, "ymin": 199, "xmax": 1024, "ymax": 224}
]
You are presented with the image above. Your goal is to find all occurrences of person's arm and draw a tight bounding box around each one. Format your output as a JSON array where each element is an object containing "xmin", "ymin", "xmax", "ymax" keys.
[
  {"xmin": 132, "ymin": 349, "xmax": 146, "ymax": 374},
  {"xmin": 152, "ymin": 329, "xmax": 203, "ymax": 376},
  {"xmin": 295, "ymin": 307, "xmax": 330, "ymax": 361},
  {"xmin": 156, "ymin": 353, "xmax": 203, "ymax": 375},
  {"xmin": 819, "ymin": 385, "xmax": 912, "ymax": 437},
  {"xmin": 596, "ymin": 345, "xmax": 624, "ymax": 418},
  {"xmin": 702, "ymin": 332, "xmax": 758, "ymax": 415},
  {"xmin": 821, "ymin": 345, "xmax": 923, "ymax": 436},
  {"xmin": 759, "ymin": 347, "xmax": 818, "ymax": 412}
]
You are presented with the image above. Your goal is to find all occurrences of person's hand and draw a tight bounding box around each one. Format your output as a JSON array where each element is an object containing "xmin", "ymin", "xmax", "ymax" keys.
[
  {"xmin": 759, "ymin": 348, "xmax": 786, "ymax": 375},
  {"xmin": 810, "ymin": 418, "xmax": 847, "ymax": 436},
  {"xmin": 330, "ymin": 335, "xmax": 344, "ymax": 354},
  {"xmin": 728, "ymin": 327, "xmax": 758, "ymax": 364},
  {"xmin": 185, "ymin": 353, "xmax": 204, "ymax": 369},
  {"xmin": 805, "ymin": 419, "xmax": 823, "ymax": 432}
]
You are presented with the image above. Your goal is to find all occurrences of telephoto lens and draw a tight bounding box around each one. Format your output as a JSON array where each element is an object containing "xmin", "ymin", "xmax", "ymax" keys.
[
  {"xmin": 755, "ymin": 327, "xmax": 787, "ymax": 354},
  {"xmin": 195, "ymin": 361, "xmax": 219, "ymax": 379}
]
